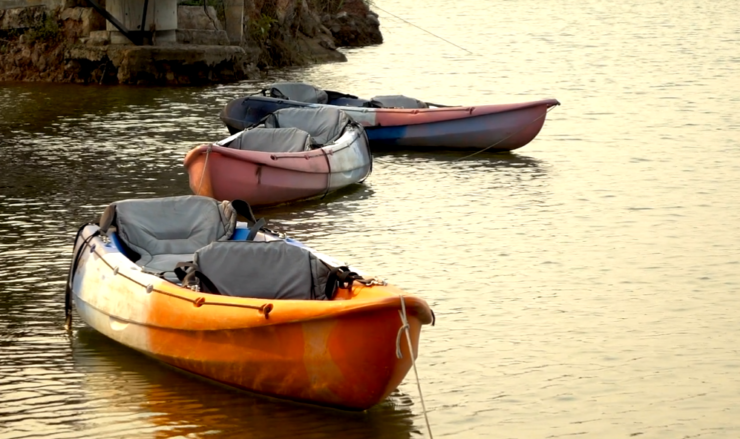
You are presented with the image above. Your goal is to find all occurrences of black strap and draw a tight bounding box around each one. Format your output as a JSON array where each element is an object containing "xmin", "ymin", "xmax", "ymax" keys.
[
  {"xmin": 174, "ymin": 261, "xmax": 195, "ymax": 282},
  {"xmin": 325, "ymin": 90, "xmax": 359, "ymax": 101},
  {"xmin": 425, "ymin": 101, "xmax": 453, "ymax": 108},
  {"xmin": 324, "ymin": 266, "xmax": 363, "ymax": 299},
  {"xmin": 65, "ymin": 224, "xmax": 100, "ymax": 328},
  {"xmin": 231, "ymin": 199, "xmax": 259, "ymax": 225},
  {"xmin": 195, "ymin": 271, "xmax": 220, "ymax": 294},
  {"xmin": 246, "ymin": 218, "xmax": 265, "ymax": 241},
  {"xmin": 363, "ymin": 100, "xmax": 384, "ymax": 108},
  {"xmin": 231, "ymin": 199, "xmax": 267, "ymax": 241},
  {"xmin": 99, "ymin": 203, "xmax": 117, "ymax": 234},
  {"xmin": 175, "ymin": 261, "xmax": 220, "ymax": 294},
  {"xmin": 269, "ymin": 87, "xmax": 289, "ymax": 100}
]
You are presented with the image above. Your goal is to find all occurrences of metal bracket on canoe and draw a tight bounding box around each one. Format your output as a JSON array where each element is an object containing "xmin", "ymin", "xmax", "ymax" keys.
[{"xmin": 83, "ymin": 0, "xmax": 148, "ymax": 46}]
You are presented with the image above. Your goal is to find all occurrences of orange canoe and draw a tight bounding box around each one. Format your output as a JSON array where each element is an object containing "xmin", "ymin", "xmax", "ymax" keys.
[{"xmin": 66, "ymin": 199, "xmax": 433, "ymax": 410}]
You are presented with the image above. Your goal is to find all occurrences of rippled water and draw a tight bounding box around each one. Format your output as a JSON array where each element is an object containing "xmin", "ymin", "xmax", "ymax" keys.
[{"xmin": 2, "ymin": 0, "xmax": 740, "ymax": 437}]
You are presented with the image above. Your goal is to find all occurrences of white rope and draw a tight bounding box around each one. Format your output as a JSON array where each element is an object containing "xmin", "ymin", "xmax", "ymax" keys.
[
  {"xmin": 373, "ymin": 5, "xmax": 473, "ymax": 55},
  {"xmin": 456, "ymin": 105, "xmax": 558, "ymax": 161},
  {"xmin": 196, "ymin": 145, "xmax": 212, "ymax": 195},
  {"xmin": 397, "ymin": 295, "xmax": 434, "ymax": 439}
]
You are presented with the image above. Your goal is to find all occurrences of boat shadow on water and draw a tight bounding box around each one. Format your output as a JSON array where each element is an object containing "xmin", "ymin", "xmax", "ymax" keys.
[
  {"xmin": 373, "ymin": 149, "xmax": 546, "ymax": 168},
  {"xmin": 255, "ymin": 181, "xmax": 376, "ymax": 216},
  {"xmin": 72, "ymin": 327, "xmax": 421, "ymax": 439},
  {"xmin": 372, "ymin": 150, "xmax": 549, "ymax": 183}
]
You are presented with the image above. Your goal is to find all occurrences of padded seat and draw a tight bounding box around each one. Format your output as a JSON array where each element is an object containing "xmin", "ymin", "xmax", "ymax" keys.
[
  {"xmin": 228, "ymin": 127, "xmax": 312, "ymax": 153},
  {"xmin": 99, "ymin": 196, "xmax": 238, "ymax": 277},
  {"xmin": 268, "ymin": 82, "xmax": 329, "ymax": 104},
  {"xmin": 370, "ymin": 95, "xmax": 428, "ymax": 109},
  {"xmin": 263, "ymin": 107, "xmax": 351, "ymax": 146},
  {"xmin": 190, "ymin": 240, "xmax": 332, "ymax": 300}
]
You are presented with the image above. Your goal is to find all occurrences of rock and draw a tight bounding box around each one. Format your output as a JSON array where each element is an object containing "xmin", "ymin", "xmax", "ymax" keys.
[
  {"xmin": 297, "ymin": 0, "xmax": 321, "ymax": 38},
  {"xmin": 0, "ymin": 6, "xmax": 45, "ymax": 30},
  {"xmin": 273, "ymin": 0, "xmax": 298, "ymax": 28},
  {"xmin": 61, "ymin": 7, "xmax": 106, "ymax": 39},
  {"xmin": 1, "ymin": 0, "xmax": 382, "ymax": 85},
  {"xmin": 176, "ymin": 29, "xmax": 230, "ymax": 46},
  {"xmin": 178, "ymin": 6, "xmax": 223, "ymax": 31},
  {"xmin": 318, "ymin": 37, "xmax": 335, "ymax": 50},
  {"xmin": 320, "ymin": 0, "xmax": 382, "ymax": 46},
  {"xmin": 87, "ymin": 30, "xmax": 110, "ymax": 45}
]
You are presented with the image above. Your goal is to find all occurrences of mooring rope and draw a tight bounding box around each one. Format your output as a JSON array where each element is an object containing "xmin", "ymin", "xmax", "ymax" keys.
[
  {"xmin": 396, "ymin": 295, "xmax": 434, "ymax": 438},
  {"xmin": 374, "ymin": 5, "xmax": 473, "ymax": 55},
  {"xmin": 456, "ymin": 105, "xmax": 558, "ymax": 160},
  {"xmin": 196, "ymin": 144, "xmax": 212, "ymax": 195}
]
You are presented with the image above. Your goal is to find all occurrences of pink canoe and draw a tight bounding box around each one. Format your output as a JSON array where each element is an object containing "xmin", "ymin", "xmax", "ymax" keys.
[
  {"xmin": 185, "ymin": 107, "xmax": 372, "ymax": 207},
  {"xmin": 345, "ymin": 100, "xmax": 561, "ymax": 150},
  {"xmin": 220, "ymin": 83, "xmax": 560, "ymax": 151}
]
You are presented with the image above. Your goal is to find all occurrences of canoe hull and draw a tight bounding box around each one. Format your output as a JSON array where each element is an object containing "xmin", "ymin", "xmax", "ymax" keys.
[
  {"xmin": 220, "ymin": 95, "xmax": 560, "ymax": 151},
  {"xmin": 184, "ymin": 127, "xmax": 372, "ymax": 206},
  {"xmin": 71, "ymin": 225, "xmax": 431, "ymax": 410},
  {"xmin": 75, "ymin": 295, "xmax": 422, "ymax": 410},
  {"xmin": 365, "ymin": 102, "xmax": 553, "ymax": 150}
]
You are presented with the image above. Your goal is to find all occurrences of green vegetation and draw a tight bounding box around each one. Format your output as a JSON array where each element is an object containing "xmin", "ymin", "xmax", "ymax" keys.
[
  {"xmin": 25, "ymin": 14, "xmax": 63, "ymax": 44},
  {"xmin": 247, "ymin": 12, "xmax": 304, "ymax": 69},
  {"xmin": 248, "ymin": 13, "xmax": 277, "ymax": 46}
]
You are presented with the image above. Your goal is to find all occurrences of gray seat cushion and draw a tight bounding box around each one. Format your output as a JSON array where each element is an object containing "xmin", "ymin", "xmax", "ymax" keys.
[
  {"xmin": 100, "ymin": 195, "xmax": 237, "ymax": 274},
  {"xmin": 370, "ymin": 95, "xmax": 429, "ymax": 109},
  {"xmin": 228, "ymin": 127, "xmax": 312, "ymax": 153},
  {"xmin": 193, "ymin": 240, "xmax": 331, "ymax": 300},
  {"xmin": 269, "ymin": 82, "xmax": 329, "ymax": 104},
  {"xmin": 263, "ymin": 107, "xmax": 351, "ymax": 146}
]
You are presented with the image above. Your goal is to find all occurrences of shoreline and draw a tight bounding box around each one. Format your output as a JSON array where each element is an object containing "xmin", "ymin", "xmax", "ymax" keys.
[{"xmin": 0, "ymin": 0, "xmax": 382, "ymax": 85}]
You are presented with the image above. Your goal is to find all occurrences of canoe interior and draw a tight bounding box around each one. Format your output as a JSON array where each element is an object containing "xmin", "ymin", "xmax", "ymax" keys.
[{"xmin": 71, "ymin": 224, "xmax": 432, "ymax": 410}]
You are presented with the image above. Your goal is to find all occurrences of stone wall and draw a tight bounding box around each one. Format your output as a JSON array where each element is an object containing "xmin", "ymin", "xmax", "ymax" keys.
[
  {"xmin": 0, "ymin": 0, "xmax": 65, "ymax": 11},
  {"xmin": 0, "ymin": 0, "xmax": 382, "ymax": 85}
]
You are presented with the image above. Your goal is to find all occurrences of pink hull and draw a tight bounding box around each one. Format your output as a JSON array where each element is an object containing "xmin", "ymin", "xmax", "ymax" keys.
[
  {"xmin": 184, "ymin": 142, "xmax": 371, "ymax": 206},
  {"xmin": 357, "ymin": 99, "xmax": 561, "ymax": 150},
  {"xmin": 207, "ymin": 154, "xmax": 330, "ymax": 206},
  {"xmin": 220, "ymin": 96, "xmax": 560, "ymax": 151}
]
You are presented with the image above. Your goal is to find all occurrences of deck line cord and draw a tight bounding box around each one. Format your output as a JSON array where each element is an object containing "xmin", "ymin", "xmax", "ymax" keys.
[{"xmin": 72, "ymin": 234, "xmax": 271, "ymax": 316}]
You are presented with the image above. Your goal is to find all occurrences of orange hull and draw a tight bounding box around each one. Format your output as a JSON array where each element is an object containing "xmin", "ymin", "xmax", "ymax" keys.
[
  {"xmin": 71, "ymin": 225, "xmax": 432, "ymax": 410},
  {"xmin": 147, "ymin": 306, "xmax": 423, "ymax": 409}
]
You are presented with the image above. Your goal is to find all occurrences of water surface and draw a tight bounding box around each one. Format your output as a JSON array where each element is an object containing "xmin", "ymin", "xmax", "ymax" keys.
[{"xmin": 2, "ymin": 0, "xmax": 740, "ymax": 437}]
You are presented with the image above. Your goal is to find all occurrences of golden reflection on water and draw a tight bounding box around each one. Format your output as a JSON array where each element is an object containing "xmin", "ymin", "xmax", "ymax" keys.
[
  {"xmin": 1, "ymin": 0, "xmax": 740, "ymax": 437},
  {"xmin": 70, "ymin": 329, "xmax": 418, "ymax": 439}
]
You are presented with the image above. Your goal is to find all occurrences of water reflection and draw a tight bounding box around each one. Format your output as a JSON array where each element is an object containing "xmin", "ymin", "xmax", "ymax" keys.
[
  {"xmin": 374, "ymin": 150, "xmax": 546, "ymax": 171},
  {"xmin": 72, "ymin": 328, "xmax": 419, "ymax": 439},
  {"xmin": 5, "ymin": 0, "xmax": 740, "ymax": 436}
]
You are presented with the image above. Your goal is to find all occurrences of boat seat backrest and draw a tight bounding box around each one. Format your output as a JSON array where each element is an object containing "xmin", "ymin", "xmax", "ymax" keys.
[
  {"xmin": 370, "ymin": 95, "xmax": 429, "ymax": 109},
  {"xmin": 192, "ymin": 240, "xmax": 332, "ymax": 300},
  {"xmin": 269, "ymin": 82, "xmax": 329, "ymax": 104},
  {"xmin": 99, "ymin": 196, "xmax": 237, "ymax": 274},
  {"xmin": 263, "ymin": 107, "xmax": 351, "ymax": 146},
  {"xmin": 229, "ymin": 127, "xmax": 312, "ymax": 153}
]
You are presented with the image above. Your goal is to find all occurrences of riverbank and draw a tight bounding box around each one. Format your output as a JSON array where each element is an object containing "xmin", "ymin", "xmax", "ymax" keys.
[{"xmin": 0, "ymin": 0, "xmax": 382, "ymax": 85}]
